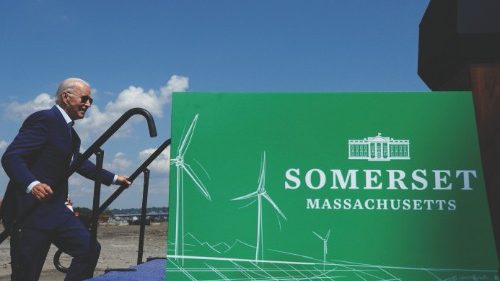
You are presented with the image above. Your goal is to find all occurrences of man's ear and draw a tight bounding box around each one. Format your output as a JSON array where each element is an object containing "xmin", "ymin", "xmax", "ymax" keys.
[{"xmin": 63, "ymin": 92, "xmax": 70, "ymax": 106}]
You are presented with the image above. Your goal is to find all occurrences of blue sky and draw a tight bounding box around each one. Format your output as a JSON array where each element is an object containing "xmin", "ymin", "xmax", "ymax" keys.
[{"xmin": 0, "ymin": 0, "xmax": 430, "ymax": 208}]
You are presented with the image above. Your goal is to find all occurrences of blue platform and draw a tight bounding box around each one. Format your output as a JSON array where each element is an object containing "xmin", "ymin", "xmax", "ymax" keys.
[{"xmin": 89, "ymin": 259, "xmax": 165, "ymax": 281}]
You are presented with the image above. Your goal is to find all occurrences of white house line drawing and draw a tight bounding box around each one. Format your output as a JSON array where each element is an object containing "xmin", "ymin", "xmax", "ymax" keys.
[
  {"xmin": 171, "ymin": 114, "xmax": 211, "ymax": 260},
  {"xmin": 232, "ymin": 151, "xmax": 287, "ymax": 262},
  {"xmin": 348, "ymin": 133, "xmax": 410, "ymax": 161},
  {"xmin": 312, "ymin": 229, "xmax": 331, "ymax": 272}
]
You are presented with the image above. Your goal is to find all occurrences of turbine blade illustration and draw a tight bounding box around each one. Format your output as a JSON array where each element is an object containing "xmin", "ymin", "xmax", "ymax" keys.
[
  {"xmin": 313, "ymin": 229, "xmax": 330, "ymax": 272},
  {"xmin": 182, "ymin": 162, "xmax": 211, "ymax": 201},
  {"xmin": 262, "ymin": 193, "xmax": 287, "ymax": 220},
  {"xmin": 231, "ymin": 151, "xmax": 286, "ymax": 262},
  {"xmin": 257, "ymin": 151, "xmax": 266, "ymax": 191},
  {"xmin": 232, "ymin": 191, "xmax": 259, "ymax": 201},
  {"xmin": 178, "ymin": 114, "xmax": 199, "ymax": 157},
  {"xmin": 313, "ymin": 231, "xmax": 323, "ymax": 240},
  {"xmin": 172, "ymin": 114, "xmax": 211, "ymax": 261},
  {"xmin": 239, "ymin": 199, "xmax": 257, "ymax": 209}
]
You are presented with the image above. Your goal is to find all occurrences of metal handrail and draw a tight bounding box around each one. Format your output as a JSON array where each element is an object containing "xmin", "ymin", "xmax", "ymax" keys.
[
  {"xmin": 0, "ymin": 108, "xmax": 157, "ymax": 243},
  {"xmin": 96, "ymin": 138, "xmax": 171, "ymax": 215},
  {"xmin": 137, "ymin": 168, "xmax": 150, "ymax": 265},
  {"xmin": 53, "ymin": 138, "xmax": 171, "ymax": 273}
]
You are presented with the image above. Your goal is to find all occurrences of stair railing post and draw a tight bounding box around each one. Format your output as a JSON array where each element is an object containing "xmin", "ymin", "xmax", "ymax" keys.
[
  {"xmin": 137, "ymin": 168, "xmax": 150, "ymax": 265},
  {"xmin": 89, "ymin": 148, "xmax": 104, "ymax": 274}
]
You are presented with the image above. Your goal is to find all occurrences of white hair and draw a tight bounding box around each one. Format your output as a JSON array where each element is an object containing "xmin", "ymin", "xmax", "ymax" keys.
[{"xmin": 55, "ymin": 78, "xmax": 90, "ymax": 105}]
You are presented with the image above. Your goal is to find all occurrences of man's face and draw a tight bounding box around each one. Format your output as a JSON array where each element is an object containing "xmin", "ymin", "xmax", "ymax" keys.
[{"xmin": 63, "ymin": 83, "xmax": 92, "ymax": 120}]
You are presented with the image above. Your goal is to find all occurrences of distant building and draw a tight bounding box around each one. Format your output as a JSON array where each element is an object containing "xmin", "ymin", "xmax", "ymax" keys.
[
  {"xmin": 348, "ymin": 133, "xmax": 410, "ymax": 161},
  {"xmin": 112, "ymin": 212, "xmax": 169, "ymax": 224}
]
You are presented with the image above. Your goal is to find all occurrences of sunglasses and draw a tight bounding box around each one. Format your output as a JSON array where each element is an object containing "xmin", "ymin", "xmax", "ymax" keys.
[
  {"xmin": 66, "ymin": 92, "xmax": 93, "ymax": 105},
  {"xmin": 79, "ymin": 95, "xmax": 93, "ymax": 105}
]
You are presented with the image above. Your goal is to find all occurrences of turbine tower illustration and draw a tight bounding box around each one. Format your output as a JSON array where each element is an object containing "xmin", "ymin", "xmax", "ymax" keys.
[
  {"xmin": 171, "ymin": 114, "xmax": 211, "ymax": 260},
  {"xmin": 232, "ymin": 151, "xmax": 286, "ymax": 262},
  {"xmin": 313, "ymin": 229, "xmax": 331, "ymax": 272}
]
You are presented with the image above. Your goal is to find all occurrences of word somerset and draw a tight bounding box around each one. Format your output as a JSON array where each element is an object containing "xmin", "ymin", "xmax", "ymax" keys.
[{"xmin": 284, "ymin": 168, "xmax": 478, "ymax": 211}]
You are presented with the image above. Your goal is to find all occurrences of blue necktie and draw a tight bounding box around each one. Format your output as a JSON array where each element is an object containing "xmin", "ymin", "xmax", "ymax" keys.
[{"xmin": 68, "ymin": 121, "xmax": 76, "ymax": 163}]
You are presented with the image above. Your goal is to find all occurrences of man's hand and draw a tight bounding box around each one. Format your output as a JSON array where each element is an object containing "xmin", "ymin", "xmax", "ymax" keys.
[
  {"xmin": 31, "ymin": 183, "xmax": 53, "ymax": 201},
  {"xmin": 116, "ymin": 175, "xmax": 131, "ymax": 187}
]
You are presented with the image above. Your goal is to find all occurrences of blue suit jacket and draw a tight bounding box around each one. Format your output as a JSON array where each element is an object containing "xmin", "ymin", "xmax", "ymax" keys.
[{"xmin": 1, "ymin": 105, "xmax": 115, "ymax": 229}]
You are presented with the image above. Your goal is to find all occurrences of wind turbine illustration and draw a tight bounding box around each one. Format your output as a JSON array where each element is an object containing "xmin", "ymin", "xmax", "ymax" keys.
[
  {"xmin": 171, "ymin": 114, "xmax": 211, "ymax": 260},
  {"xmin": 313, "ymin": 229, "xmax": 331, "ymax": 272},
  {"xmin": 232, "ymin": 151, "xmax": 286, "ymax": 262}
]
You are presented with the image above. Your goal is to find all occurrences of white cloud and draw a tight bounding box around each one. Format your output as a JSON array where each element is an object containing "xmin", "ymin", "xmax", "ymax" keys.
[
  {"xmin": 0, "ymin": 140, "xmax": 8, "ymax": 191},
  {"xmin": 107, "ymin": 152, "xmax": 132, "ymax": 173},
  {"xmin": 68, "ymin": 174, "xmax": 86, "ymax": 189},
  {"xmin": 2, "ymin": 75, "xmax": 188, "ymax": 143},
  {"xmin": 5, "ymin": 93, "xmax": 54, "ymax": 120},
  {"xmin": 139, "ymin": 146, "xmax": 170, "ymax": 174},
  {"xmin": 0, "ymin": 140, "xmax": 8, "ymax": 153},
  {"xmin": 77, "ymin": 75, "xmax": 188, "ymax": 142},
  {"xmin": 105, "ymin": 86, "xmax": 163, "ymax": 117},
  {"xmin": 160, "ymin": 75, "xmax": 189, "ymax": 103}
]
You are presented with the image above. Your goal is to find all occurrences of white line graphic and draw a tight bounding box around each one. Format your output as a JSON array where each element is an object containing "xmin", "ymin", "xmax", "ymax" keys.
[
  {"xmin": 167, "ymin": 255, "xmax": 498, "ymax": 281},
  {"xmin": 232, "ymin": 151, "xmax": 287, "ymax": 262},
  {"xmin": 166, "ymin": 123, "xmax": 497, "ymax": 281},
  {"xmin": 171, "ymin": 114, "xmax": 211, "ymax": 261},
  {"xmin": 312, "ymin": 229, "xmax": 331, "ymax": 273}
]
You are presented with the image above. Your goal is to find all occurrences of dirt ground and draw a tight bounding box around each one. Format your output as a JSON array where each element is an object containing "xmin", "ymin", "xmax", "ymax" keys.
[{"xmin": 0, "ymin": 223, "xmax": 168, "ymax": 281}]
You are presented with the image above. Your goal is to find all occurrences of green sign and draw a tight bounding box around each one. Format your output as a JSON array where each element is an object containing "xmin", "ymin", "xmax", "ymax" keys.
[{"xmin": 167, "ymin": 92, "xmax": 499, "ymax": 281}]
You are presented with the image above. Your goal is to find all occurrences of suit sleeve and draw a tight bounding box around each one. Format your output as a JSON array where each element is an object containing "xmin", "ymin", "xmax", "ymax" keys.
[
  {"xmin": 1, "ymin": 112, "xmax": 48, "ymax": 190},
  {"xmin": 76, "ymin": 154, "xmax": 115, "ymax": 186}
]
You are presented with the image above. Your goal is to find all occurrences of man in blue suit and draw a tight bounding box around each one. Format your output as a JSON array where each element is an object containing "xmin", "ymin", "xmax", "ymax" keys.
[{"xmin": 1, "ymin": 78, "xmax": 131, "ymax": 281}]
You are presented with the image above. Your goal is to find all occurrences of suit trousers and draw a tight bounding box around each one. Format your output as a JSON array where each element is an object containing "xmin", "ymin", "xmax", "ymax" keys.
[{"xmin": 10, "ymin": 214, "xmax": 100, "ymax": 281}]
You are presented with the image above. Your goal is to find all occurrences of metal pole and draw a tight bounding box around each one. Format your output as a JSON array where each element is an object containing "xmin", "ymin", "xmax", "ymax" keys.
[
  {"xmin": 137, "ymin": 169, "xmax": 150, "ymax": 265},
  {"xmin": 89, "ymin": 149, "xmax": 103, "ymax": 274}
]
